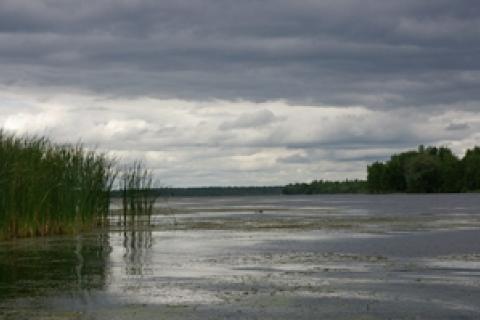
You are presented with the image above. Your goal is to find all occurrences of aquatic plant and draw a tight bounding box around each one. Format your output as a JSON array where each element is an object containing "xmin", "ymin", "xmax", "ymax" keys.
[
  {"xmin": 0, "ymin": 131, "xmax": 156, "ymax": 239},
  {"xmin": 0, "ymin": 131, "xmax": 117, "ymax": 239},
  {"xmin": 119, "ymin": 161, "xmax": 156, "ymax": 225}
]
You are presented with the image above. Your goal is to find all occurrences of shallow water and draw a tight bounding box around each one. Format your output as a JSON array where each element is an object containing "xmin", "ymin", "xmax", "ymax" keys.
[{"xmin": 1, "ymin": 194, "xmax": 480, "ymax": 319}]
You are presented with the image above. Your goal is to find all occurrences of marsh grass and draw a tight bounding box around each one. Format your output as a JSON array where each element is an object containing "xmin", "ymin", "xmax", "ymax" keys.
[
  {"xmin": 120, "ymin": 161, "xmax": 156, "ymax": 226},
  {"xmin": 0, "ymin": 131, "xmax": 155, "ymax": 239}
]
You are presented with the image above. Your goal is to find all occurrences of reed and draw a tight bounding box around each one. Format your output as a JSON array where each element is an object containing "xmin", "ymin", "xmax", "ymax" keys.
[
  {"xmin": 0, "ymin": 131, "xmax": 118, "ymax": 239},
  {"xmin": 120, "ymin": 161, "xmax": 156, "ymax": 225}
]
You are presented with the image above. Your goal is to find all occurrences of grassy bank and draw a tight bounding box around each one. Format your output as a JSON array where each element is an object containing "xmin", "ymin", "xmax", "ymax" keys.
[{"xmin": 0, "ymin": 131, "xmax": 154, "ymax": 239}]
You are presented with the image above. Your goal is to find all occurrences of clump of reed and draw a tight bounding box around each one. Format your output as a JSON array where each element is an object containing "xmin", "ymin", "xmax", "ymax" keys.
[
  {"xmin": 0, "ymin": 131, "xmax": 121, "ymax": 239},
  {"xmin": 120, "ymin": 161, "xmax": 156, "ymax": 225}
]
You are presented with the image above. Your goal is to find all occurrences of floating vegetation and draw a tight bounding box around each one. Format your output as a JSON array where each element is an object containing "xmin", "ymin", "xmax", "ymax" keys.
[{"xmin": 0, "ymin": 131, "xmax": 155, "ymax": 239}]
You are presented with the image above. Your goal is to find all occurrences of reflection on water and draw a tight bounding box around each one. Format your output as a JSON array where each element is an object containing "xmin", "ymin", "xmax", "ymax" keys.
[
  {"xmin": 0, "ymin": 213, "xmax": 153, "ymax": 302},
  {"xmin": 1, "ymin": 195, "xmax": 480, "ymax": 319},
  {"xmin": 0, "ymin": 233, "xmax": 110, "ymax": 300},
  {"xmin": 121, "ymin": 218, "xmax": 153, "ymax": 276}
]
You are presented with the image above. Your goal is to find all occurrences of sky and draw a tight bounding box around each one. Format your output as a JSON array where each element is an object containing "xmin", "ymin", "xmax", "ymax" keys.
[{"xmin": 1, "ymin": 0, "xmax": 479, "ymax": 186}]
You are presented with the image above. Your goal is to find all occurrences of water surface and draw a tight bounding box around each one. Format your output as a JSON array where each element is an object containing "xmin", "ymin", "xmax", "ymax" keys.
[{"xmin": 1, "ymin": 194, "xmax": 480, "ymax": 319}]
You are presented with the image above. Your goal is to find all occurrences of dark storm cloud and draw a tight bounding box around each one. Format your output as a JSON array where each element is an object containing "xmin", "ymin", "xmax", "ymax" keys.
[{"xmin": 0, "ymin": 0, "xmax": 479, "ymax": 109}]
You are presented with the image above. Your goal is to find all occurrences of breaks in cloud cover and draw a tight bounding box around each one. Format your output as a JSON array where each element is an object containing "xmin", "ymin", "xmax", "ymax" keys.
[{"xmin": 1, "ymin": 0, "xmax": 479, "ymax": 186}]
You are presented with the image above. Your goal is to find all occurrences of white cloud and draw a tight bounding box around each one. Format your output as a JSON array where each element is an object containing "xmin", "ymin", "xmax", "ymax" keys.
[{"xmin": 1, "ymin": 87, "xmax": 480, "ymax": 186}]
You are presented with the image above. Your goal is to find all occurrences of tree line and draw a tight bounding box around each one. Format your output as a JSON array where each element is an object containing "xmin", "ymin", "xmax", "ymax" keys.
[
  {"xmin": 281, "ymin": 145, "xmax": 480, "ymax": 195},
  {"xmin": 144, "ymin": 186, "xmax": 283, "ymax": 197},
  {"xmin": 367, "ymin": 145, "xmax": 480, "ymax": 193},
  {"xmin": 282, "ymin": 179, "xmax": 367, "ymax": 194}
]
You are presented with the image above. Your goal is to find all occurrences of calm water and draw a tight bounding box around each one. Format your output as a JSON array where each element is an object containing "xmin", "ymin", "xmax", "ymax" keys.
[{"xmin": 1, "ymin": 194, "xmax": 480, "ymax": 319}]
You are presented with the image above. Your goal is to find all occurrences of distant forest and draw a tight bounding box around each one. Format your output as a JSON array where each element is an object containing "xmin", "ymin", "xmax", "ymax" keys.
[
  {"xmin": 367, "ymin": 145, "xmax": 480, "ymax": 193},
  {"xmin": 109, "ymin": 146, "xmax": 480, "ymax": 197},
  {"xmin": 282, "ymin": 145, "xmax": 480, "ymax": 195},
  {"xmin": 134, "ymin": 186, "xmax": 284, "ymax": 197},
  {"xmin": 282, "ymin": 179, "xmax": 367, "ymax": 194}
]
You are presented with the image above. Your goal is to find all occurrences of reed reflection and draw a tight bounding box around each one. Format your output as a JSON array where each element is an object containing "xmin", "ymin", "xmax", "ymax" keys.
[
  {"xmin": 0, "ymin": 232, "xmax": 111, "ymax": 300},
  {"xmin": 120, "ymin": 213, "xmax": 153, "ymax": 276}
]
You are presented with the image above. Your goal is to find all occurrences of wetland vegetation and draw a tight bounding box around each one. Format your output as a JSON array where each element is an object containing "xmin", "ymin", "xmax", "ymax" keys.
[
  {"xmin": 0, "ymin": 131, "xmax": 154, "ymax": 240},
  {"xmin": 119, "ymin": 161, "xmax": 156, "ymax": 223},
  {"xmin": 1, "ymin": 130, "xmax": 479, "ymax": 242}
]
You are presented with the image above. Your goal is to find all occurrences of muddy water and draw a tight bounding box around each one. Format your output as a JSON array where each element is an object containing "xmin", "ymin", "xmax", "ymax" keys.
[{"xmin": 1, "ymin": 194, "xmax": 480, "ymax": 319}]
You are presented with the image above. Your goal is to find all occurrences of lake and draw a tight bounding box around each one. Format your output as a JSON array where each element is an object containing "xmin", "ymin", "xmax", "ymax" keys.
[{"xmin": 1, "ymin": 194, "xmax": 480, "ymax": 319}]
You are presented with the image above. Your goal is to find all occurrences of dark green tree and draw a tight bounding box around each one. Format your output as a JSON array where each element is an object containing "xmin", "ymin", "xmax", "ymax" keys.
[
  {"xmin": 365, "ymin": 145, "xmax": 480, "ymax": 193},
  {"xmin": 462, "ymin": 147, "xmax": 480, "ymax": 191},
  {"xmin": 405, "ymin": 153, "xmax": 441, "ymax": 193},
  {"xmin": 437, "ymin": 147, "xmax": 462, "ymax": 192},
  {"xmin": 367, "ymin": 162, "xmax": 386, "ymax": 193}
]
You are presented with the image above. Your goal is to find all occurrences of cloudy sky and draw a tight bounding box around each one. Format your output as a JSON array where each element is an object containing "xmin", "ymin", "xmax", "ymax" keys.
[{"xmin": 1, "ymin": 0, "xmax": 479, "ymax": 186}]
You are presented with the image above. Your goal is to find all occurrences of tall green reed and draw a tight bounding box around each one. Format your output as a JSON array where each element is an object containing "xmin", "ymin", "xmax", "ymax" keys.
[
  {"xmin": 119, "ymin": 161, "xmax": 156, "ymax": 226},
  {"xmin": 0, "ymin": 131, "xmax": 117, "ymax": 239}
]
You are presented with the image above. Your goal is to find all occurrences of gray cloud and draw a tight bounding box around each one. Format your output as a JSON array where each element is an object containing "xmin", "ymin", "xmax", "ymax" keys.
[
  {"xmin": 1, "ymin": 1, "xmax": 480, "ymax": 186},
  {"xmin": 277, "ymin": 153, "xmax": 312, "ymax": 164},
  {"xmin": 0, "ymin": 0, "xmax": 479, "ymax": 109},
  {"xmin": 219, "ymin": 109, "xmax": 279, "ymax": 130},
  {"xmin": 446, "ymin": 122, "xmax": 470, "ymax": 131},
  {"xmin": 2, "ymin": 93, "xmax": 479, "ymax": 186}
]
